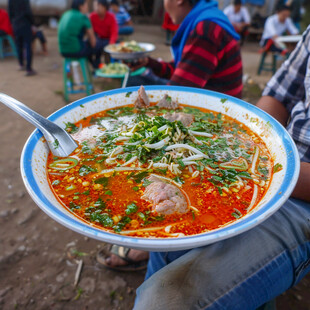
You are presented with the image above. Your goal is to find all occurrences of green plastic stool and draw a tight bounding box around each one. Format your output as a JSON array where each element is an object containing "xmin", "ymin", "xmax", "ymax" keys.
[
  {"xmin": 257, "ymin": 51, "xmax": 278, "ymax": 75},
  {"xmin": 0, "ymin": 35, "xmax": 17, "ymax": 59},
  {"xmin": 63, "ymin": 57, "xmax": 94, "ymax": 103}
]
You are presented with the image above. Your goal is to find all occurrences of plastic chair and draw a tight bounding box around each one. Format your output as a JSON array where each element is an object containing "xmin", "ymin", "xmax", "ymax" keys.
[
  {"xmin": 0, "ymin": 35, "xmax": 17, "ymax": 59},
  {"xmin": 63, "ymin": 57, "xmax": 94, "ymax": 103},
  {"xmin": 257, "ymin": 51, "xmax": 278, "ymax": 75}
]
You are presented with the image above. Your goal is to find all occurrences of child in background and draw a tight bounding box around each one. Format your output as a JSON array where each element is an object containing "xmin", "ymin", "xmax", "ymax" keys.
[{"xmin": 110, "ymin": 0, "xmax": 134, "ymax": 36}]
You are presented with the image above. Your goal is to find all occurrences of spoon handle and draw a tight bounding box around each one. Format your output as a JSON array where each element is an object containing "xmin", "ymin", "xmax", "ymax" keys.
[{"xmin": 0, "ymin": 93, "xmax": 56, "ymax": 135}]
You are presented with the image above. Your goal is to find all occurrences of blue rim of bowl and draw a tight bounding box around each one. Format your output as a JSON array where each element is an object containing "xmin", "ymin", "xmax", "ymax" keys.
[{"xmin": 20, "ymin": 86, "xmax": 300, "ymax": 250}]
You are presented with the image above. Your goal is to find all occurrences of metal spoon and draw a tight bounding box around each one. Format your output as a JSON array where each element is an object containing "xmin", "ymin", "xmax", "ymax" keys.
[{"xmin": 0, "ymin": 93, "xmax": 78, "ymax": 157}]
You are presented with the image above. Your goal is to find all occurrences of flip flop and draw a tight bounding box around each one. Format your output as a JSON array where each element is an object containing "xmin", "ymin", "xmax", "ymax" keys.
[{"xmin": 96, "ymin": 245, "xmax": 148, "ymax": 272}]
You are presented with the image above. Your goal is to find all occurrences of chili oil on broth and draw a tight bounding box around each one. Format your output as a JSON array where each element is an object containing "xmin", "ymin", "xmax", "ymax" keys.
[{"xmin": 46, "ymin": 101, "xmax": 275, "ymax": 238}]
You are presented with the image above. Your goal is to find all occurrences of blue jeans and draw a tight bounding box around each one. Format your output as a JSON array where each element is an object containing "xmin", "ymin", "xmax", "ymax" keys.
[
  {"xmin": 126, "ymin": 69, "xmax": 169, "ymax": 86},
  {"xmin": 119, "ymin": 26, "xmax": 134, "ymax": 35},
  {"xmin": 134, "ymin": 198, "xmax": 310, "ymax": 310}
]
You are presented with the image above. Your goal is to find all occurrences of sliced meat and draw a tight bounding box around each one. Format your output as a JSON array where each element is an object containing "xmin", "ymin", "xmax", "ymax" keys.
[
  {"xmin": 156, "ymin": 94, "xmax": 179, "ymax": 110},
  {"xmin": 164, "ymin": 112, "xmax": 194, "ymax": 127},
  {"xmin": 141, "ymin": 176, "xmax": 189, "ymax": 215},
  {"xmin": 134, "ymin": 85, "xmax": 150, "ymax": 108}
]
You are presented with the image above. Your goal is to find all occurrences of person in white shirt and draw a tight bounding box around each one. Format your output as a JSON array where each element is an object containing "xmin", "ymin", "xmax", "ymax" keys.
[
  {"xmin": 260, "ymin": 4, "xmax": 299, "ymax": 54},
  {"xmin": 224, "ymin": 0, "xmax": 251, "ymax": 44}
]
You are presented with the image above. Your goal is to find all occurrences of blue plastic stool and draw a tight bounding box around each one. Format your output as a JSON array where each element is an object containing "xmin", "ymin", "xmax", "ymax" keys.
[
  {"xmin": 63, "ymin": 57, "xmax": 94, "ymax": 103},
  {"xmin": 0, "ymin": 35, "xmax": 17, "ymax": 59},
  {"xmin": 257, "ymin": 51, "xmax": 278, "ymax": 75}
]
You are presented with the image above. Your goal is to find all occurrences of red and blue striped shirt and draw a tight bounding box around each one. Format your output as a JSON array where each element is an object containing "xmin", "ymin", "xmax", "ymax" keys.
[{"xmin": 148, "ymin": 20, "xmax": 243, "ymax": 98}]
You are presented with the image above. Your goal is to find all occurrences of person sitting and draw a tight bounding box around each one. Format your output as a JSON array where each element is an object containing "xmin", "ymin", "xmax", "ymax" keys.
[
  {"xmin": 0, "ymin": 9, "xmax": 14, "ymax": 37},
  {"xmin": 97, "ymin": 0, "xmax": 243, "ymax": 271},
  {"xmin": 133, "ymin": 24, "xmax": 310, "ymax": 310},
  {"xmin": 58, "ymin": 0, "xmax": 100, "ymax": 69},
  {"xmin": 162, "ymin": 12, "xmax": 179, "ymax": 45},
  {"xmin": 32, "ymin": 26, "xmax": 48, "ymax": 55},
  {"xmin": 89, "ymin": 0, "xmax": 118, "ymax": 65},
  {"xmin": 110, "ymin": 0, "xmax": 134, "ymax": 36},
  {"xmin": 260, "ymin": 4, "xmax": 299, "ymax": 55},
  {"xmin": 223, "ymin": 0, "xmax": 251, "ymax": 45}
]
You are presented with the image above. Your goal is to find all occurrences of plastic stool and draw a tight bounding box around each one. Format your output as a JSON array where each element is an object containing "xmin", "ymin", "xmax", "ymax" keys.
[
  {"xmin": 257, "ymin": 51, "xmax": 278, "ymax": 75},
  {"xmin": 63, "ymin": 57, "xmax": 94, "ymax": 103},
  {"xmin": 0, "ymin": 35, "xmax": 17, "ymax": 59}
]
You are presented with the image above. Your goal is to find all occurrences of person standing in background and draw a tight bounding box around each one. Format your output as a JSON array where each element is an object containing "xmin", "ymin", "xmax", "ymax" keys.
[
  {"xmin": 224, "ymin": 0, "xmax": 251, "ymax": 45},
  {"xmin": 110, "ymin": 0, "xmax": 134, "ymax": 36},
  {"xmin": 90, "ymin": 0, "xmax": 118, "ymax": 66},
  {"xmin": 8, "ymin": 0, "xmax": 36, "ymax": 76}
]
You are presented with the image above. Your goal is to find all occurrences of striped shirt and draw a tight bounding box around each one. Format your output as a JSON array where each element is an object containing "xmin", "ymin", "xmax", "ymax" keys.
[
  {"xmin": 263, "ymin": 25, "xmax": 310, "ymax": 162},
  {"xmin": 148, "ymin": 20, "xmax": 243, "ymax": 98}
]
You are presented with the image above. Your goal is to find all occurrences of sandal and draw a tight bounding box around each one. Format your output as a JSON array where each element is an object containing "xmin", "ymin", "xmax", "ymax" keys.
[{"xmin": 96, "ymin": 245, "xmax": 148, "ymax": 272}]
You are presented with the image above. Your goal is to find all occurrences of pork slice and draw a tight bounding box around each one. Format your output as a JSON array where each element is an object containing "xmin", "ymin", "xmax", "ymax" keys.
[
  {"xmin": 156, "ymin": 94, "xmax": 179, "ymax": 110},
  {"xmin": 134, "ymin": 85, "xmax": 150, "ymax": 108},
  {"xmin": 141, "ymin": 179, "xmax": 189, "ymax": 215},
  {"xmin": 164, "ymin": 112, "xmax": 194, "ymax": 127}
]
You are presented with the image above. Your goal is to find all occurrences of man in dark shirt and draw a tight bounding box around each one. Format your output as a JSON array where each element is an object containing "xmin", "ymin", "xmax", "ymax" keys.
[{"xmin": 8, "ymin": 0, "xmax": 36, "ymax": 76}]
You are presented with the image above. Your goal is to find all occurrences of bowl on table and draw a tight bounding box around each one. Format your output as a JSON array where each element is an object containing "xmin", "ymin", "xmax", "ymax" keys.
[{"xmin": 20, "ymin": 86, "xmax": 300, "ymax": 251}]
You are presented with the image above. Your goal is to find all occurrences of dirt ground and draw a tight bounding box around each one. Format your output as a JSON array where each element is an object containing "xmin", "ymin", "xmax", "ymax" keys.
[{"xmin": 0, "ymin": 24, "xmax": 309, "ymax": 310}]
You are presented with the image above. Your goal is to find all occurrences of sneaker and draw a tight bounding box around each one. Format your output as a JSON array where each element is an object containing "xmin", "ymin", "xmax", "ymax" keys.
[{"xmin": 25, "ymin": 70, "xmax": 37, "ymax": 77}]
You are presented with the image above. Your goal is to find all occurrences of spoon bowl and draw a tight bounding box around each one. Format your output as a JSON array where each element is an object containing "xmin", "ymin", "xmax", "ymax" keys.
[{"xmin": 0, "ymin": 93, "xmax": 78, "ymax": 157}]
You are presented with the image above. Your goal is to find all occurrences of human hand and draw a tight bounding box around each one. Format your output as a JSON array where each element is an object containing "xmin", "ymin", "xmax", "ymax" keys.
[{"xmin": 124, "ymin": 57, "xmax": 149, "ymax": 71}]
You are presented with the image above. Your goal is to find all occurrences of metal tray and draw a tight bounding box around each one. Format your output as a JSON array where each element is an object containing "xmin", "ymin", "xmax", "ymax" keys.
[{"xmin": 104, "ymin": 42, "xmax": 155, "ymax": 60}]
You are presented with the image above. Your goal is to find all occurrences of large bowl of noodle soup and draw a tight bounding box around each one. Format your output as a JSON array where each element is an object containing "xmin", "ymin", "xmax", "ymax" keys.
[{"xmin": 20, "ymin": 86, "xmax": 300, "ymax": 251}]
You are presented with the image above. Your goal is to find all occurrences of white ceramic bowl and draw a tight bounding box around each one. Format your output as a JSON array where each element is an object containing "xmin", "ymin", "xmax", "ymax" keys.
[{"xmin": 20, "ymin": 86, "xmax": 300, "ymax": 251}]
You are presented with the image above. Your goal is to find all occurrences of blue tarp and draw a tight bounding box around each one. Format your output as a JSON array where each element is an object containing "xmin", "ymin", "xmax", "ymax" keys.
[{"xmin": 243, "ymin": 0, "xmax": 265, "ymax": 5}]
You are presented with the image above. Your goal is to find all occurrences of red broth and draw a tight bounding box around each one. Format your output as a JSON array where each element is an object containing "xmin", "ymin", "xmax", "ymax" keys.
[{"xmin": 47, "ymin": 102, "xmax": 278, "ymax": 238}]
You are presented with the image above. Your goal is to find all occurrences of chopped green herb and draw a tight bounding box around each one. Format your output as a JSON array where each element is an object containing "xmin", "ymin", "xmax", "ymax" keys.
[
  {"xmin": 220, "ymin": 98, "xmax": 227, "ymax": 103},
  {"xmin": 94, "ymin": 197, "xmax": 106, "ymax": 209},
  {"xmin": 82, "ymin": 190, "xmax": 90, "ymax": 195},
  {"xmin": 173, "ymin": 176, "xmax": 184, "ymax": 185},
  {"xmin": 177, "ymin": 158, "xmax": 185, "ymax": 169},
  {"xmin": 53, "ymin": 139, "xmax": 59, "ymax": 149},
  {"xmin": 69, "ymin": 201, "xmax": 80, "ymax": 211},
  {"xmin": 125, "ymin": 91, "xmax": 132, "ymax": 97},
  {"xmin": 273, "ymin": 163, "xmax": 283, "ymax": 173},
  {"xmin": 64, "ymin": 122, "xmax": 79, "ymax": 134},
  {"xmin": 105, "ymin": 190, "xmax": 113, "ymax": 196},
  {"xmin": 80, "ymin": 104, "xmax": 84, "ymax": 108},
  {"xmin": 79, "ymin": 165, "xmax": 97, "ymax": 176},
  {"xmin": 142, "ymin": 178, "xmax": 152, "ymax": 187},
  {"xmin": 132, "ymin": 186, "xmax": 139, "ymax": 191},
  {"xmin": 125, "ymin": 203, "xmax": 138, "ymax": 215},
  {"xmin": 90, "ymin": 212, "xmax": 113, "ymax": 227},
  {"xmin": 94, "ymin": 177, "xmax": 109, "ymax": 187}
]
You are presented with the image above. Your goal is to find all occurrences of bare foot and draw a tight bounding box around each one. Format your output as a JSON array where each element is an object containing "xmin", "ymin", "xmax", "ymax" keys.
[{"xmin": 105, "ymin": 249, "xmax": 149, "ymax": 267}]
